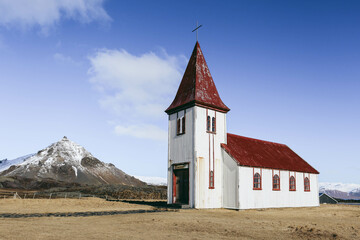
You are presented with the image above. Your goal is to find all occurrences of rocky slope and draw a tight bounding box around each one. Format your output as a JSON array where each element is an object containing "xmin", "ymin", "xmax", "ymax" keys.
[
  {"xmin": 0, "ymin": 154, "xmax": 35, "ymax": 172},
  {"xmin": 0, "ymin": 137, "xmax": 145, "ymax": 188}
]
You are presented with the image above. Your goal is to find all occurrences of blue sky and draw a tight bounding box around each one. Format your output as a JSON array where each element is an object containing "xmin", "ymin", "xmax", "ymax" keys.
[{"xmin": 0, "ymin": 0, "xmax": 359, "ymax": 184}]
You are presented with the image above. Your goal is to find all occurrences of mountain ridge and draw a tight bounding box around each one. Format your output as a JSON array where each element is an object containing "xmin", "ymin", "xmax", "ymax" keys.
[{"xmin": 0, "ymin": 137, "xmax": 145, "ymax": 188}]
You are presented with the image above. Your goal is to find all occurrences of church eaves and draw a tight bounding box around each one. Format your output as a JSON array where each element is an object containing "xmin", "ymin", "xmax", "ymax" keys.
[{"xmin": 165, "ymin": 42, "xmax": 230, "ymax": 115}]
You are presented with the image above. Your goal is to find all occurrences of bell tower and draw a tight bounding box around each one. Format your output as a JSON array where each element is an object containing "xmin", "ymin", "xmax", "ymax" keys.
[{"xmin": 165, "ymin": 42, "xmax": 230, "ymax": 208}]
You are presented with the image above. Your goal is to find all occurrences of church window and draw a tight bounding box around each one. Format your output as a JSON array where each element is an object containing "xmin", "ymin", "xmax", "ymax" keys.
[
  {"xmin": 209, "ymin": 170, "xmax": 214, "ymax": 189},
  {"xmin": 182, "ymin": 116, "xmax": 185, "ymax": 133},
  {"xmin": 207, "ymin": 116, "xmax": 211, "ymax": 131},
  {"xmin": 177, "ymin": 119, "xmax": 181, "ymax": 135},
  {"xmin": 304, "ymin": 177, "xmax": 310, "ymax": 191},
  {"xmin": 273, "ymin": 174, "xmax": 280, "ymax": 190},
  {"xmin": 176, "ymin": 112, "xmax": 185, "ymax": 135},
  {"xmin": 212, "ymin": 117, "xmax": 216, "ymax": 132},
  {"xmin": 289, "ymin": 176, "xmax": 296, "ymax": 191},
  {"xmin": 253, "ymin": 172, "xmax": 261, "ymax": 190}
]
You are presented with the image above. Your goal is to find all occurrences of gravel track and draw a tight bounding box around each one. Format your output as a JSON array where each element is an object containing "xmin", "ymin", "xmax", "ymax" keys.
[{"xmin": 0, "ymin": 209, "xmax": 176, "ymax": 218}]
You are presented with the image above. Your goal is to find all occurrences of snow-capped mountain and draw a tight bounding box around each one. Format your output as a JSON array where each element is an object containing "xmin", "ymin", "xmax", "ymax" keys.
[
  {"xmin": 0, "ymin": 153, "xmax": 35, "ymax": 172},
  {"xmin": 319, "ymin": 182, "xmax": 360, "ymax": 200},
  {"xmin": 134, "ymin": 176, "xmax": 167, "ymax": 186},
  {"xmin": 0, "ymin": 137, "xmax": 145, "ymax": 187}
]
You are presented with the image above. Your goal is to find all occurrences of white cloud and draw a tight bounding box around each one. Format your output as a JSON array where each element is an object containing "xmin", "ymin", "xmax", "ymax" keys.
[
  {"xmin": 115, "ymin": 124, "xmax": 167, "ymax": 141},
  {"xmin": 0, "ymin": 0, "xmax": 110, "ymax": 34},
  {"xmin": 88, "ymin": 48, "xmax": 185, "ymax": 141},
  {"xmin": 53, "ymin": 53, "xmax": 81, "ymax": 66}
]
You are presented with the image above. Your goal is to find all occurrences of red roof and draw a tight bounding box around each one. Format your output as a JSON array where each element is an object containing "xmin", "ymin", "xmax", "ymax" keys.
[
  {"xmin": 165, "ymin": 42, "xmax": 230, "ymax": 114},
  {"xmin": 221, "ymin": 133, "xmax": 319, "ymax": 174}
]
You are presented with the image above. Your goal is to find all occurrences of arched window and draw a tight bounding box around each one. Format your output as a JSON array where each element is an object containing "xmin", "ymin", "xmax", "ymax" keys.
[
  {"xmin": 304, "ymin": 177, "xmax": 310, "ymax": 191},
  {"xmin": 206, "ymin": 116, "xmax": 211, "ymax": 131},
  {"xmin": 253, "ymin": 172, "xmax": 261, "ymax": 190},
  {"xmin": 212, "ymin": 117, "xmax": 216, "ymax": 132},
  {"xmin": 289, "ymin": 176, "xmax": 296, "ymax": 191},
  {"xmin": 273, "ymin": 174, "xmax": 280, "ymax": 190}
]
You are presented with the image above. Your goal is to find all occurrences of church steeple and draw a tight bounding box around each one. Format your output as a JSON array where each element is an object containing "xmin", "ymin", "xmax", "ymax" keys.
[{"xmin": 165, "ymin": 42, "xmax": 230, "ymax": 114}]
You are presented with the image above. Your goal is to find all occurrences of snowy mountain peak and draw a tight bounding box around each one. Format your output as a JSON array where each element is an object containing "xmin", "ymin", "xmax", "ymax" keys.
[
  {"xmin": 30, "ymin": 137, "xmax": 93, "ymax": 167},
  {"xmin": 0, "ymin": 137, "xmax": 145, "ymax": 187}
]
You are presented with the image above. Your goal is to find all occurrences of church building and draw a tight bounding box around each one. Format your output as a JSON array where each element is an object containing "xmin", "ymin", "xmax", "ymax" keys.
[{"xmin": 165, "ymin": 42, "xmax": 319, "ymax": 209}]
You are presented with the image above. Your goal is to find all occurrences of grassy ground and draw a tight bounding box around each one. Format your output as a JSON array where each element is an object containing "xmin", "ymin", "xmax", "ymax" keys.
[{"xmin": 0, "ymin": 198, "xmax": 359, "ymax": 239}]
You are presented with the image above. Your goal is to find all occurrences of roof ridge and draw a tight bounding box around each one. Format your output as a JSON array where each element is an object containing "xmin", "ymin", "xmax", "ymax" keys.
[{"xmin": 227, "ymin": 133, "xmax": 287, "ymax": 146}]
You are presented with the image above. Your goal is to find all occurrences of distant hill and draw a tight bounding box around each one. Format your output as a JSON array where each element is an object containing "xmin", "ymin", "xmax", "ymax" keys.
[
  {"xmin": 135, "ymin": 176, "xmax": 167, "ymax": 186},
  {"xmin": 0, "ymin": 137, "xmax": 146, "ymax": 189},
  {"xmin": 319, "ymin": 182, "xmax": 360, "ymax": 200}
]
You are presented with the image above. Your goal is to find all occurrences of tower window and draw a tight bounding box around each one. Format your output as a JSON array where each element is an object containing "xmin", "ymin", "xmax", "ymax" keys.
[
  {"xmin": 176, "ymin": 116, "xmax": 185, "ymax": 135},
  {"xmin": 209, "ymin": 170, "xmax": 214, "ymax": 189},
  {"xmin": 212, "ymin": 117, "xmax": 216, "ymax": 132},
  {"xmin": 206, "ymin": 113, "xmax": 216, "ymax": 134},
  {"xmin": 207, "ymin": 116, "xmax": 211, "ymax": 131}
]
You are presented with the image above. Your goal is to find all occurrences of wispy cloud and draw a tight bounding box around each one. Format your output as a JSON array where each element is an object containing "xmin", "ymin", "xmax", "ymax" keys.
[
  {"xmin": 0, "ymin": 0, "xmax": 111, "ymax": 34},
  {"xmin": 88, "ymin": 48, "xmax": 185, "ymax": 141},
  {"xmin": 53, "ymin": 53, "xmax": 82, "ymax": 66}
]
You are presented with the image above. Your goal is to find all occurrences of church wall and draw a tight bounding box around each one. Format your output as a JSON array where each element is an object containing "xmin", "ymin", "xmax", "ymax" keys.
[
  {"xmin": 194, "ymin": 106, "xmax": 227, "ymax": 208},
  {"xmin": 238, "ymin": 166, "xmax": 319, "ymax": 209},
  {"xmin": 167, "ymin": 108, "xmax": 195, "ymax": 206},
  {"xmin": 222, "ymin": 149, "xmax": 238, "ymax": 209}
]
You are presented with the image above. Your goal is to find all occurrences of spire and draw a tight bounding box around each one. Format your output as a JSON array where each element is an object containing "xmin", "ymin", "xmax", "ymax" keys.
[{"xmin": 165, "ymin": 42, "xmax": 230, "ymax": 114}]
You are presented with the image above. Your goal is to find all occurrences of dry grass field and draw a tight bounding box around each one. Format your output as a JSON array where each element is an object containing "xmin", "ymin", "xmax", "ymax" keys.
[{"xmin": 0, "ymin": 198, "xmax": 359, "ymax": 240}]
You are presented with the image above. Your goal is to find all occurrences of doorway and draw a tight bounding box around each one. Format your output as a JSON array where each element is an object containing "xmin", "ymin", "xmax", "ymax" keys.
[{"xmin": 173, "ymin": 168, "xmax": 189, "ymax": 204}]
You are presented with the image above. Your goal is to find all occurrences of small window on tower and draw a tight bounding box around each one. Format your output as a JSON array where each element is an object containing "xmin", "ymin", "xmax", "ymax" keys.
[
  {"xmin": 177, "ymin": 119, "xmax": 180, "ymax": 135},
  {"xmin": 206, "ymin": 116, "xmax": 211, "ymax": 131},
  {"xmin": 209, "ymin": 170, "xmax": 214, "ymax": 189},
  {"xmin": 176, "ymin": 114, "xmax": 185, "ymax": 135},
  {"xmin": 182, "ymin": 116, "xmax": 185, "ymax": 133},
  {"xmin": 212, "ymin": 117, "xmax": 216, "ymax": 132}
]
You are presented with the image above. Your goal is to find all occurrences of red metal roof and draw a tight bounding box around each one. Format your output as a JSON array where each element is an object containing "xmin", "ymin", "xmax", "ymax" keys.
[
  {"xmin": 221, "ymin": 133, "xmax": 319, "ymax": 174},
  {"xmin": 165, "ymin": 42, "xmax": 230, "ymax": 114}
]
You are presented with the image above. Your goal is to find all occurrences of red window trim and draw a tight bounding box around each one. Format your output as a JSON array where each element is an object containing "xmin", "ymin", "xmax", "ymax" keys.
[
  {"xmin": 289, "ymin": 172, "xmax": 296, "ymax": 191},
  {"xmin": 304, "ymin": 173, "xmax": 310, "ymax": 192},
  {"xmin": 272, "ymin": 169, "xmax": 281, "ymax": 191},
  {"xmin": 253, "ymin": 168, "xmax": 262, "ymax": 190},
  {"xmin": 272, "ymin": 169, "xmax": 280, "ymax": 191},
  {"xmin": 206, "ymin": 109, "xmax": 217, "ymax": 134}
]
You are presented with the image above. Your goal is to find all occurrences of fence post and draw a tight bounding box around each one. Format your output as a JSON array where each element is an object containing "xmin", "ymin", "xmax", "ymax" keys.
[
  {"xmin": 49, "ymin": 193, "xmax": 52, "ymax": 199},
  {"xmin": 65, "ymin": 193, "xmax": 67, "ymax": 199},
  {"xmin": 79, "ymin": 193, "xmax": 81, "ymax": 199},
  {"xmin": 33, "ymin": 193, "xmax": 36, "ymax": 199},
  {"xmin": 24, "ymin": 194, "xmax": 27, "ymax": 199}
]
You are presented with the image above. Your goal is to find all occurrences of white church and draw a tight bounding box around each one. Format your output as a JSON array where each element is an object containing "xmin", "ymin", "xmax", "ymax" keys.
[{"xmin": 165, "ymin": 42, "xmax": 320, "ymax": 209}]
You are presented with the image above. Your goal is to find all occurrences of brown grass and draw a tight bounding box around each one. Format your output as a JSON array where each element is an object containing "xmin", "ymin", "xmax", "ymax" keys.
[{"xmin": 0, "ymin": 198, "xmax": 359, "ymax": 240}]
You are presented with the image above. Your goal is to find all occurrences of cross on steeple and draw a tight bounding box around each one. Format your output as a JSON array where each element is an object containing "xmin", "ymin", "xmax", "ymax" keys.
[{"xmin": 192, "ymin": 21, "xmax": 203, "ymax": 42}]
